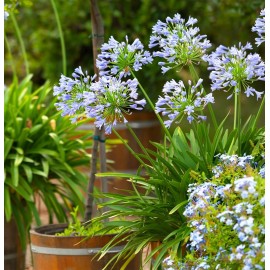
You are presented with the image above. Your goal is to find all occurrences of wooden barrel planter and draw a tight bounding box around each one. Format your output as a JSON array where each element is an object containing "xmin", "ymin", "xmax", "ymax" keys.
[
  {"xmin": 30, "ymin": 223, "xmax": 142, "ymax": 270},
  {"xmin": 4, "ymin": 217, "xmax": 25, "ymax": 270}
]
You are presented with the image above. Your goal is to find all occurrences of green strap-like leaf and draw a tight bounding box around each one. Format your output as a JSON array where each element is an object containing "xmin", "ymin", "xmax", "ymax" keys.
[
  {"xmin": 32, "ymin": 168, "xmax": 48, "ymax": 177},
  {"xmin": 21, "ymin": 164, "xmax": 33, "ymax": 182},
  {"xmin": 41, "ymin": 159, "xmax": 49, "ymax": 177},
  {"xmin": 17, "ymin": 127, "xmax": 30, "ymax": 147},
  {"xmin": 5, "ymin": 180, "xmax": 33, "ymax": 201},
  {"xmin": 169, "ymin": 200, "xmax": 188, "ymax": 215},
  {"xmin": 11, "ymin": 162, "xmax": 19, "ymax": 187},
  {"xmin": 14, "ymin": 154, "xmax": 24, "ymax": 166},
  {"xmin": 4, "ymin": 138, "xmax": 13, "ymax": 160},
  {"xmin": 4, "ymin": 186, "xmax": 12, "ymax": 221}
]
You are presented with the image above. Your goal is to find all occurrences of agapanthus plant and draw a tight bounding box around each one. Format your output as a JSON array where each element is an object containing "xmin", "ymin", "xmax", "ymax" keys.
[
  {"xmin": 203, "ymin": 40, "xmax": 265, "ymax": 155},
  {"xmin": 52, "ymin": 8, "xmax": 265, "ymax": 270}
]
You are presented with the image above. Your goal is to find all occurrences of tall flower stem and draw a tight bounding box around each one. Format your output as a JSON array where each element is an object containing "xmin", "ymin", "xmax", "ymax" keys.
[
  {"xmin": 50, "ymin": 0, "xmax": 67, "ymax": 75},
  {"xmin": 130, "ymin": 70, "xmax": 173, "ymax": 142},
  {"xmin": 237, "ymin": 89, "xmax": 242, "ymax": 155},
  {"xmin": 189, "ymin": 64, "xmax": 218, "ymax": 130},
  {"xmin": 10, "ymin": 12, "xmax": 29, "ymax": 75},
  {"xmin": 233, "ymin": 85, "xmax": 242, "ymax": 155},
  {"xmin": 4, "ymin": 32, "xmax": 17, "ymax": 78}
]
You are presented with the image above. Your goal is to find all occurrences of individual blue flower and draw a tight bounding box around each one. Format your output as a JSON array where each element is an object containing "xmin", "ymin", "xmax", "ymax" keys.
[
  {"xmin": 155, "ymin": 79, "xmax": 214, "ymax": 127},
  {"xmin": 88, "ymin": 76, "xmax": 146, "ymax": 134},
  {"xmin": 252, "ymin": 9, "xmax": 265, "ymax": 46},
  {"xmin": 149, "ymin": 13, "xmax": 211, "ymax": 73},
  {"xmin": 96, "ymin": 36, "xmax": 153, "ymax": 78},
  {"xmin": 203, "ymin": 42, "xmax": 265, "ymax": 99}
]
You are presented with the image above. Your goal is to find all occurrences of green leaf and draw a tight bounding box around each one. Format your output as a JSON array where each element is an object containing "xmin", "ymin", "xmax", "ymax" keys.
[
  {"xmin": 12, "ymin": 206, "xmax": 28, "ymax": 251},
  {"xmin": 21, "ymin": 164, "xmax": 33, "ymax": 182},
  {"xmin": 32, "ymin": 168, "xmax": 48, "ymax": 177},
  {"xmin": 17, "ymin": 127, "xmax": 30, "ymax": 147},
  {"xmin": 14, "ymin": 147, "xmax": 24, "ymax": 155},
  {"xmin": 4, "ymin": 138, "xmax": 13, "ymax": 160},
  {"xmin": 11, "ymin": 162, "xmax": 19, "ymax": 187},
  {"xmin": 28, "ymin": 203, "xmax": 42, "ymax": 226},
  {"xmin": 5, "ymin": 179, "xmax": 33, "ymax": 201},
  {"xmin": 27, "ymin": 149, "xmax": 59, "ymax": 157},
  {"xmin": 49, "ymin": 132, "xmax": 65, "ymax": 159},
  {"xmin": 4, "ymin": 186, "xmax": 12, "ymax": 221},
  {"xmin": 169, "ymin": 200, "xmax": 188, "ymax": 215},
  {"xmin": 14, "ymin": 154, "xmax": 24, "ymax": 166},
  {"xmin": 14, "ymin": 117, "xmax": 23, "ymax": 137},
  {"xmin": 41, "ymin": 159, "xmax": 49, "ymax": 177},
  {"xmin": 23, "ymin": 157, "xmax": 36, "ymax": 163},
  {"xmin": 29, "ymin": 124, "xmax": 43, "ymax": 135}
]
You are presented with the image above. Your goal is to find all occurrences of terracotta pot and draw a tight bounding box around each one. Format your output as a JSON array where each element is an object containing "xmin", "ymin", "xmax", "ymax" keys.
[
  {"xmin": 30, "ymin": 223, "xmax": 142, "ymax": 270},
  {"xmin": 4, "ymin": 217, "xmax": 25, "ymax": 270}
]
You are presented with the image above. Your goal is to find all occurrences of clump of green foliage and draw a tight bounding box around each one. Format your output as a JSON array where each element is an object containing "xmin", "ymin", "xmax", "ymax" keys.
[{"xmin": 56, "ymin": 206, "xmax": 120, "ymax": 237}]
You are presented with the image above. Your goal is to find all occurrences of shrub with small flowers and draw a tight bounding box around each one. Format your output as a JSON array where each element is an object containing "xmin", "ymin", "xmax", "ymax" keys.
[
  {"xmin": 52, "ymin": 7, "xmax": 265, "ymax": 270},
  {"xmin": 163, "ymin": 154, "xmax": 265, "ymax": 270}
]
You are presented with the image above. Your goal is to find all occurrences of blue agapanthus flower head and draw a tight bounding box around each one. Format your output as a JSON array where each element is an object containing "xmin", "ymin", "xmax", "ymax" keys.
[
  {"xmin": 252, "ymin": 9, "xmax": 265, "ymax": 47},
  {"xmin": 203, "ymin": 42, "xmax": 265, "ymax": 99},
  {"xmin": 96, "ymin": 36, "xmax": 153, "ymax": 79},
  {"xmin": 155, "ymin": 78, "xmax": 214, "ymax": 127},
  {"xmin": 53, "ymin": 67, "xmax": 146, "ymax": 134},
  {"xmin": 149, "ymin": 13, "xmax": 211, "ymax": 73},
  {"xmin": 88, "ymin": 76, "xmax": 146, "ymax": 134},
  {"xmin": 53, "ymin": 66, "xmax": 96, "ymax": 122}
]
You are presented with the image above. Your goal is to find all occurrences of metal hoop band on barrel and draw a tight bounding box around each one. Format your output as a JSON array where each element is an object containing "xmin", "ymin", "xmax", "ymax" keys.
[{"xmin": 30, "ymin": 244, "xmax": 125, "ymax": 255}]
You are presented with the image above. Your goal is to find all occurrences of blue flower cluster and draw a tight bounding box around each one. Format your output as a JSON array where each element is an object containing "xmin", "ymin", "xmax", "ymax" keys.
[
  {"xmin": 96, "ymin": 36, "xmax": 153, "ymax": 78},
  {"xmin": 203, "ymin": 43, "xmax": 265, "ymax": 99},
  {"xmin": 149, "ymin": 13, "xmax": 211, "ymax": 73},
  {"xmin": 155, "ymin": 79, "xmax": 214, "ymax": 127},
  {"xmin": 181, "ymin": 156, "xmax": 265, "ymax": 269},
  {"xmin": 53, "ymin": 67, "xmax": 145, "ymax": 134},
  {"xmin": 87, "ymin": 76, "xmax": 146, "ymax": 134},
  {"xmin": 252, "ymin": 9, "xmax": 265, "ymax": 47}
]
